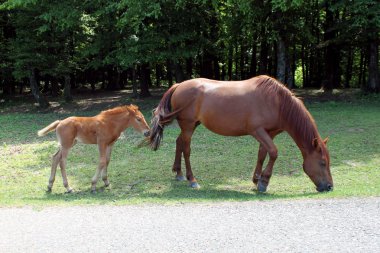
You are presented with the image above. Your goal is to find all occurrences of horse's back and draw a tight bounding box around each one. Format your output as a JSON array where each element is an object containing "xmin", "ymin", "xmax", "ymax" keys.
[{"xmin": 171, "ymin": 77, "xmax": 281, "ymax": 136}]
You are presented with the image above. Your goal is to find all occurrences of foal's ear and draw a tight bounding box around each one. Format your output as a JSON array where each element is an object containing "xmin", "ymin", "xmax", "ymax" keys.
[{"xmin": 323, "ymin": 137, "xmax": 329, "ymax": 145}]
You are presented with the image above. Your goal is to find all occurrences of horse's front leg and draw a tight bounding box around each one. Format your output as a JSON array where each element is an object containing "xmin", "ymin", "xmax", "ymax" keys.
[
  {"xmin": 252, "ymin": 143, "xmax": 267, "ymax": 185},
  {"xmin": 92, "ymin": 144, "xmax": 107, "ymax": 193},
  {"xmin": 173, "ymin": 136, "xmax": 186, "ymax": 181},
  {"xmin": 252, "ymin": 128, "xmax": 278, "ymax": 193},
  {"xmin": 252, "ymin": 130, "xmax": 281, "ymax": 186},
  {"xmin": 101, "ymin": 144, "xmax": 113, "ymax": 187}
]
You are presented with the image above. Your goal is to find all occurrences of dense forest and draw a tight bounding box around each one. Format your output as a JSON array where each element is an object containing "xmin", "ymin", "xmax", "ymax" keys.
[{"xmin": 0, "ymin": 0, "xmax": 379, "ymax": 108}]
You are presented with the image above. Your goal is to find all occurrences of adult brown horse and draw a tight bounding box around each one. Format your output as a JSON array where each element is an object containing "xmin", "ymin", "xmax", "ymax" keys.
[
  {"xmin": 38, "ymin": 105, "xmax": 150, "ymax": 193},
  {"xmin": 149, "ymin": 75, "xmax": 333, "ymax": 192}
]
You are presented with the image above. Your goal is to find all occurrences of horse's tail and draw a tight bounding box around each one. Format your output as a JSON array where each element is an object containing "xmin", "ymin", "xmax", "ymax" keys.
[
  {"xmin": 149, "ymin": 84, "xmax": 182, "ymax": 151},
  {"xmin": 37, "ymin": 120, "xmax": 60, "ymax": 136}
]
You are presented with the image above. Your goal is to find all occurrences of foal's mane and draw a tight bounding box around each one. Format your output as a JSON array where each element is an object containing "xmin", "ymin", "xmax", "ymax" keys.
[
  {"xmin": 256, "ymin": 76, "xmax": 320, "ymax": 151},
  {"xmin": 99, "ymin": 105, "xmax": 138, "ymax": 116}
]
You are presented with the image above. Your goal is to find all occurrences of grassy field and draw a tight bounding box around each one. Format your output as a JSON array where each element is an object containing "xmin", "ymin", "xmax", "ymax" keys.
[{"xmin": 0, "ymin": 90, "xmax": 379, "ymax": 206}]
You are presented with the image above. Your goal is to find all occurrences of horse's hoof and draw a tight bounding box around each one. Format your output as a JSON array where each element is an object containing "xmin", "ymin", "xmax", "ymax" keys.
[
  {"xmin": 65, "ymin": 188, "xmax": 73, "ymax": 194},
  {"xmin": 257, "ymin": 181, "xmax": 267, "ymax": 193},
  {"xmin": 190, "ymin": 182, "xmax": 201, "ymax": 189},
  {"xmin": 46, "ymin": 187, "xmax": 52, "ymax": 193},
  {"xmin": 175, "ymin": 175, "xmax": 187, "ymax": 181},
  {"xmin": 104, "ymin": 183, "xmax": 110, "ymax": 188}
]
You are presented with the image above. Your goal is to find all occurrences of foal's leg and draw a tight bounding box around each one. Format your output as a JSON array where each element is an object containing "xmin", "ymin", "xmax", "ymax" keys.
[
  {"xmin": 173, "ymin": 136, "xmax": 186, "ymax": 181},
  {"xmin": 101, "ymin": 145, "xmax": 113, "ymax": 187},
  {"xmin": 91, "ymin": 143, "xmax": 107, "ymax": 193},
  {"xmin": 59, "ymin": 147, "xmax": 73, "ymax": 193},
  {"xmin": 178, "ymin": 121, "xmax": 199, "ymax": 188},
  {"xmin": 252, "ymin": 128, "xmax": 279, "ymax": 192},
  {"xmin": 47, "ymin": 149, "xmax": 62, "ymax": 192}
]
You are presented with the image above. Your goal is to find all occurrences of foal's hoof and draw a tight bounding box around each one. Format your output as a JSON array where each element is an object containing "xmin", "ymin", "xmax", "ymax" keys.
[
  {"xmin": 175, "ymin": 175, "xmax": 187, "ymax": 181},
  {"xmin": 257, "ymin": 181, "xmax": 267, "ymax": 193},
  {"xmin": 190, "ymin": 182, "xmax": 201, "ymax": 189}
]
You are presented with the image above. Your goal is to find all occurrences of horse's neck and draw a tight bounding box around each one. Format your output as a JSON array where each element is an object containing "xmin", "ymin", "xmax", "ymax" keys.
[{"xmin": 284, "ymin": 119, "xmax": 319, "ymax": 158}]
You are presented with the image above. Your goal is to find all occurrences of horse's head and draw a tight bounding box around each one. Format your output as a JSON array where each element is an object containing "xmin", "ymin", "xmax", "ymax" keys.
[
  {"xmin": 128, "ymin": 105, "xmax": 150, "ymax": 137},
  {"xmin": 303, "ymin": 138, "xmax": 333, "ymax": 192}
]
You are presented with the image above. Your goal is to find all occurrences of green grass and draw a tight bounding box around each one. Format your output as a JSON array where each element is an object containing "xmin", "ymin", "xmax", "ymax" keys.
[{"xmin": 0, "ymin": 94, "xmax": 379, "ymax": 206}]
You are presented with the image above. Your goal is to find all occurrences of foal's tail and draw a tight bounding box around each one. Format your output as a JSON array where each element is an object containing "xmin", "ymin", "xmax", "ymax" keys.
[
  {"xmin": 149, "ymin": 84, "xmax": 181, "ymax": 151},
  {"xmin": 37, "ymin": 120, "xmax": 60, "ymax": 136}
]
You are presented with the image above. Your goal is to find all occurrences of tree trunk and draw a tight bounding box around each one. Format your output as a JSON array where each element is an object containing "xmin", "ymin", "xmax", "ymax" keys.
[
  {"xmin": 155, "ymin": 64, "xmax": 162, "ymax": 87},
  {"xmin": 323, "ymin": 3, "xmax": 340, "ymax": 91},
  {"xmin": 51, "ymin": 77, "xmax": 59, "ymax": 97},
  {"xmin": 276, "ymin": 36, "xmax": 286, "ymax": 83},
  {"xmin": 259, "ymin": 39, "xmax": 268, "ymax": 74},
  {"xmin": 344, "ymin": 47, "xmax": 353, "ymax": 88},
  {"xmin": 29, "ymin": 68, "xmax": 49, "ymax": 108},
  {"xmin": 250, "ymin": 40, "xmax": 257, "ymax": 78},
  {"xmin": 367, "ymin": 39, "xmax": 379, "ymax": 92},
  {"xmin": 140, "ymin": 63, "xmax": 151, "ymax": 97},
  {"xmin": 64, "ymin": 75, "xmax": 72, "ymax": 102},
  {"xmin": 186, "ymin": 58, "xmax": 193, "ymax": 79},
  {"xmin": 166, "ymin": 59, "xmax": 173, "ymax": 87},
  {"xmin": 228, "ymin": 45, "xmax": 233, "ymax": 80},
  {"xmin": 174, "ymin": 61, "xmax": 185, "ymax": 83},
  {"xmin": 131, "ymin": 66, "xmax": 138, "ymax": 98}
]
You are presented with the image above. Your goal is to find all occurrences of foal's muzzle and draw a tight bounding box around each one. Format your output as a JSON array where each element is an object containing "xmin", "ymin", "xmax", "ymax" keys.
[{"xmin": 144, "ymin": 131, "xmax": 150, "ymax": 137}]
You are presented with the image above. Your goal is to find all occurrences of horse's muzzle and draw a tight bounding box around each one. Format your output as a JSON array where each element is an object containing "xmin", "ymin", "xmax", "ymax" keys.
[
  {"xmin": 143, "ymin": 131, "xmax": 150, "ymax": 137},
  {"xmin": 316, "ymin": 183, "xmax": 333, "ymax": 192}
]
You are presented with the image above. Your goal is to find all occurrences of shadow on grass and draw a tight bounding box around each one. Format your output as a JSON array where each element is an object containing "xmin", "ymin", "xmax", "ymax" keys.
[{"xmin": 23, "ymin": 179, "xmax": 322, "ymax": 205}]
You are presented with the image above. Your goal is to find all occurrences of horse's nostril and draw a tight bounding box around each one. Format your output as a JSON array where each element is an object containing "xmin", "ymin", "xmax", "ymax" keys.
[{"xmin": 327, "ymin": 184, "xmax": 333, "ymax": 191}]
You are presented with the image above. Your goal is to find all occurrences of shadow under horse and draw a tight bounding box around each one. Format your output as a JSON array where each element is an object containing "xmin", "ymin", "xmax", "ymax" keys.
[{"xmin": 149, "ymin": 75, "xmax": 333, "ymax": 192}]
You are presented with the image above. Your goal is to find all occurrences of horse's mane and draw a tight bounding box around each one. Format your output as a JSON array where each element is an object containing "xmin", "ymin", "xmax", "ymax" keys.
[
  {"xmin": 99, "ymin": 105, "xmax": 138, "ymax": 116},
  {"xmin": 256, "ymin": 76, "xmax": 320, "ymax": 151}
]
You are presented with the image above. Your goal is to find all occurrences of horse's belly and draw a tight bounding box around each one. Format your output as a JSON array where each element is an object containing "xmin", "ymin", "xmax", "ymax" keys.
[{"xmin": 200, "ymin": 114, "xmax": 248, "ymax": 136}]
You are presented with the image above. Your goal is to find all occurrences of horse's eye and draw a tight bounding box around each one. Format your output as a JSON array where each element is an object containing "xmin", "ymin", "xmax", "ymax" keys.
[{"xmin": 320, "ymin": 160, "xmax": 326, "ymax": 167}]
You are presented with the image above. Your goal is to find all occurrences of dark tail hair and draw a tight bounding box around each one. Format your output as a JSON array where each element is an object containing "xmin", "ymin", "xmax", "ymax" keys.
[{"xmin": 150, "ymin": 84, "xmax": 181, "ymax": 150}]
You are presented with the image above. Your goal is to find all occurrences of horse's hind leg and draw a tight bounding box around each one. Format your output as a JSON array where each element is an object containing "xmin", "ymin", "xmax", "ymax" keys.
[
  {"xmin": 47, "ymin": 149, "xmax": 61, "ymax": 192},
  {"xmin": 178, "ymin": 121, "xmax": 199, "ymax": 188},
  {"xmin": 59, "ymin": 148, "xmax": 73, "ymax": 193},
  {"xmin": 173, "ymin": 136, "xmax": 186, "ymax": 181}
]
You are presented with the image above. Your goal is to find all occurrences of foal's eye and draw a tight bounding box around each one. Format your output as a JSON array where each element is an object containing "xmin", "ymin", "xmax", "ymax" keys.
[{"xmin": 136, "ymin": 117, "xmax": 142, "ymax": 122}]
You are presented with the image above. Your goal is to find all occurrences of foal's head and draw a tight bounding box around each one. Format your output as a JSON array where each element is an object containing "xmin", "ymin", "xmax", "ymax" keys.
[
  {"xmin": 127, "ymin": 105, "xmax": 150, "ymax": 137},
  {"xmin": 303, "ymin": 138, "xmax": 333, "ymax": 192}
]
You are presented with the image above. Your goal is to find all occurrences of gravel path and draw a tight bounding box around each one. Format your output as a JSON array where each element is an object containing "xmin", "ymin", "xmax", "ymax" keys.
[{"xmin": 1, "ymin": 197, "xmax": 379, "ymax": 253}]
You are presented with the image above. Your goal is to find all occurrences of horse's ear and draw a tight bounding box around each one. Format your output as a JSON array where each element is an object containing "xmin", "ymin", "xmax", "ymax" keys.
[
  {"xmin": 323, "ymin": 137, "xmax": 329, "ymax": 145},
  {"xmin": 312, "ymin": 138, "xmax": 321, "ymax": 151}
]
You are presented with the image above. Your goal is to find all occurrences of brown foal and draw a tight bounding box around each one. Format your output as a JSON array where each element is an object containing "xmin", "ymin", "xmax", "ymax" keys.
[{"xmin": 38, "ymin": 105, "xmax": 150, "ymax": 193}]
